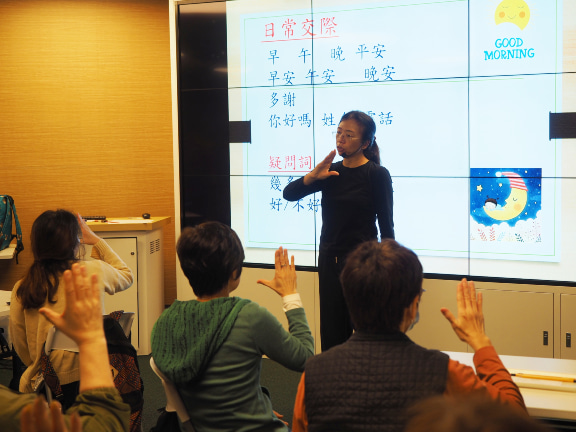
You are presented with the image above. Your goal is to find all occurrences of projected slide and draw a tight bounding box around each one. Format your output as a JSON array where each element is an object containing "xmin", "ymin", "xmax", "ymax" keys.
[{"xmin": 223, "ymin": 0, "xmax": 575, "ymax": 283}]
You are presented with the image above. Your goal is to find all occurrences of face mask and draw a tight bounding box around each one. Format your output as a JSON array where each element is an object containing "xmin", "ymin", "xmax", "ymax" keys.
[
  {"xmin": 407, "ymin": 309, "xmax": 419, "ymax": 332},
  {"xmin": 407, "ymin": 289, "xmax": 425, "ymax": 331}
]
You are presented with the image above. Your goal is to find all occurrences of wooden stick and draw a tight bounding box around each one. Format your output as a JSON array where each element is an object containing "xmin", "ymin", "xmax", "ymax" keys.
[{"xmin": 512, "ymin": 373, "xmax": 576, "ymax": 383}]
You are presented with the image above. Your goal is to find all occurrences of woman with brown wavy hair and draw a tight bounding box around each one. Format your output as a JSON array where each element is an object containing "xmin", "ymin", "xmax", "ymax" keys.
[{"xmin": 10, "ymin": 209, "xmax": 133, "ymax": 407}]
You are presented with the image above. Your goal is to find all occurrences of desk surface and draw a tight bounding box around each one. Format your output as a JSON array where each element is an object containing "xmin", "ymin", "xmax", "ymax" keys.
[
  {"xmin": 446, "ymin": 351, "xmax": 576, "ymax": 421},
  {"xmin": 0, "ymin": 245, "xmax": 16, "ymax": 260},
  {"xmin": 86, "ymin": 216, "xmax": 171, "ymax": 232}
]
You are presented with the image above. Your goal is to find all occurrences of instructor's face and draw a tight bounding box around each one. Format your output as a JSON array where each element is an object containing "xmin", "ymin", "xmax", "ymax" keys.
[{"xmin": 335, "ymin": 119, "xmax": 366, "ymax": 158}]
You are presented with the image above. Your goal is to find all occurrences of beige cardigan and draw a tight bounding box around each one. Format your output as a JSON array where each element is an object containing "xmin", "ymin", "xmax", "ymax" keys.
[{"xmin": 9, "ymin": 240, "xmax": 133, "ymax": 392}]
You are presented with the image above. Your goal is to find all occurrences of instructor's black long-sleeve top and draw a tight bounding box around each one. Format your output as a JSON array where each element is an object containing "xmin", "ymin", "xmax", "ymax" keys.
[{"xmin": 283, "ymin": 160, "xmax": 394, "ymax": 256}]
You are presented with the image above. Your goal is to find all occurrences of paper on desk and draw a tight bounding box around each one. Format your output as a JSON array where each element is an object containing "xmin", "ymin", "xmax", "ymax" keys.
[{"xmin": 511, "ymin": 369, "xmax": 576, "ymax": 393}]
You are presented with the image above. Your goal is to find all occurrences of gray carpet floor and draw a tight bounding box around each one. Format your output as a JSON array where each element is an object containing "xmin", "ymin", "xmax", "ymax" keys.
[{"xmin": 0, "ymin": 355, "xmax": 302, "ymax": 431}]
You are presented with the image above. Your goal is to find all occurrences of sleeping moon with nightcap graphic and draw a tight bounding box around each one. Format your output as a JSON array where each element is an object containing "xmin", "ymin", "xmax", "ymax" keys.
[{"xmin": 483, "ymin": 171, "xmax": 528, "ymax": 221}]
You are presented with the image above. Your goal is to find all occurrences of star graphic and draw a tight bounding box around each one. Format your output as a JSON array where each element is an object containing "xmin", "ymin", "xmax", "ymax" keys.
[{"xmin": 477, "ymin": 185, "xmax": 483, "ymax": 192}]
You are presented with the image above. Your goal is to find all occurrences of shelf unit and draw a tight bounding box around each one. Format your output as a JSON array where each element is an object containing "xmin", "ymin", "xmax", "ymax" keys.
[{"xmin": 0, "ymin": 245, "xmax": 16, "ymax": 260}]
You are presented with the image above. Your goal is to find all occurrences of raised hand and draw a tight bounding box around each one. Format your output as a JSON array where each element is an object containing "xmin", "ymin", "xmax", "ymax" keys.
[
  {"xmin": 257, "ymin": 247, "xmax": 297, "ymax": 297},
  {"xmin": 303, "ymin": 150, "xmax": 339, "ymax": 185},
  {"xmin": 39, "ymin": 264, "xmax": 104, "ymax": 349},
  {"xmin": 440, "ymin": 279, "xmax": 492, "ymax": 352},
  {"xmin": 77, "ymin": 213, "xmax": 101, "ymax": 246},
  {"xmin": 20, "ymin": 395, "xmax": 82, "ymax": 432},
  {"xmin": 40, "ymin": 263, "xmax": 114, "ymax": 392}
]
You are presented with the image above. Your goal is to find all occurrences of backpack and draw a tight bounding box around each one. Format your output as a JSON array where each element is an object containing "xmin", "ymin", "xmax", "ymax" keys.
[
  {"xmin": 106, "ymin": 311, "xmax": 145, "ymax": 432},
  {"xmin": 39, "ymin": 311, "xmax": 144, "ymax": 432},
  {"xmin": 0, "ymin": 195, "xmax": 24, "ymax": 262}
]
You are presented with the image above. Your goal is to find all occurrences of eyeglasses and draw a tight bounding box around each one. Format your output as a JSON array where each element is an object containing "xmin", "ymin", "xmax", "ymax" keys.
[{"xmin": 332, "ymin": 131, "xmax": 361, "ymax": 141}]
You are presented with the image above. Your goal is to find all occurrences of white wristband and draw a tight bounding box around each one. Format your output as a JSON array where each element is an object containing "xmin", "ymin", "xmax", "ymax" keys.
[{"xmin": 282, "ymin": 293, "xmax": 303, "ymax": 312}]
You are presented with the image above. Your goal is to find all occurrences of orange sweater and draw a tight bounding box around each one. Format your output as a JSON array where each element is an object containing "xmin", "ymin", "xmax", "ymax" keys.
[{"xmin": 292, "ymin": 345, "xmax": 526, "ymax": 431}]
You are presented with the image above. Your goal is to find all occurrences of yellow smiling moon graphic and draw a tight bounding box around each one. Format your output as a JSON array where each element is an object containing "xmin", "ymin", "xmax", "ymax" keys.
[
  {"xmin": 495, "ymin": 0, "xmax": 531, "ymax": 30},
  {"xmin": 483, "ymin": 172, "xmax": 528, "ymax": 221}
]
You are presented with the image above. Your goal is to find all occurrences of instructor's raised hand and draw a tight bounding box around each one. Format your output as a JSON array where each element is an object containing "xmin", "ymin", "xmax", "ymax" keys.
[{"xmin": 303, "ymin": 150, "xmax": 339, "ymax": 185}]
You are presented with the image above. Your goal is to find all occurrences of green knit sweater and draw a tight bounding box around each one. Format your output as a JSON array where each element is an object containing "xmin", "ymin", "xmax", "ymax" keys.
[
  {"xmin": 151, "ymin": 297, "xmax": 314, "ymax": 432},
  {"xmin": 151, "ymin": 297, "xmax": 249, "ymax": 384}
]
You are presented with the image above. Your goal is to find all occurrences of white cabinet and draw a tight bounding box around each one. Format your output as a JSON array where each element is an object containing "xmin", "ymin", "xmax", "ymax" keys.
[
  {"xmin": 179, "ymin": 260, "xmax": 574, "ymax": 359},
  {"xmin": 481, "ymin": 289, "xmax": 554, "ymax": 358},
  {"xmin": 88, "ymin": 217, "xmax": 170, "ymax": 355},
  {"xmin": 410, "ymin": 281, "xmax": 556, "ymax": 358},
  {"xmin": 408, "ymin": 279, "xmax": 467, "ymax": 352},
  {"xmin": 95, "ymin": 237, "xmax": 140, "ymax": 350}
]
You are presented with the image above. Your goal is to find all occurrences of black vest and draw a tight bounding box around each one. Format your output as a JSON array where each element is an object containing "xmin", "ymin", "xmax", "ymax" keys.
[{"xmin": 305, "ymin": 332, "xmax": 449, "ymax": 432}]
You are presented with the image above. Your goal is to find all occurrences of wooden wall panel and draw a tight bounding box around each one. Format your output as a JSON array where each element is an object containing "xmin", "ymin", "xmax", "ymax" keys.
[{"xmin": 0, "ymin": 0, "xmax": 177, "ymax": 304}]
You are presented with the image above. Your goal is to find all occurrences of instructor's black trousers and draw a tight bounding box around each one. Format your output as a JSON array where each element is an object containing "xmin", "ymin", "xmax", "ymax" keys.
[{"xmin": 318, "ymin": 253, "xmax": 354, "ymax": 352}]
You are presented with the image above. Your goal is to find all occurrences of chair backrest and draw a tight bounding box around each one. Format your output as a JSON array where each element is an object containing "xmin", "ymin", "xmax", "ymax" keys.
[
  {"xmin": 42, "ymin": 326, "xmax": 79, "ymax": 404},
  {"xmin": 150, "ymin": 356, "xmax": 195, "ymax": 432},
  {"xmin": 44, "ymin": 326, "xmax": 79, "ymax": 355},
  {"xmin": 42, "ymin": 311, "xmax": 143, "ymax": 432},
  {"xmin": 117, "ymin": 312, "xmax": 135, "ymax": 340},
  {"xmin": 45, "ymin": 311, "xmax": 135, "ymax": 355}
]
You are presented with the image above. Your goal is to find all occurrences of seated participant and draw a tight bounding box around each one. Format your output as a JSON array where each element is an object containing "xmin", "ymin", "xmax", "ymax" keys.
[
  {"xmin": 292, "ymin": 239, "xmax": 526, "ymax": 432},
  {"xmin": 10, "ymin": 210, "xmax": 133, "ymax": 403},
  {"xmin": 1, "ymin": 263, "xmax": 130, "ymax": 432},
  {"xmin": 405, "ymin": 394, "xmax": 552, "ymax": 432},
  {"xmin": 151, "ymin": 221, "xmax": 314, "ymax": 432}
]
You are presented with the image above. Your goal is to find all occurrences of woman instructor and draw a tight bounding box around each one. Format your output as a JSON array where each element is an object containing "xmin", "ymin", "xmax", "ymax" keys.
[{"xmin": 283, "ymin": 110, "xmax": 394, "ymax": 351}]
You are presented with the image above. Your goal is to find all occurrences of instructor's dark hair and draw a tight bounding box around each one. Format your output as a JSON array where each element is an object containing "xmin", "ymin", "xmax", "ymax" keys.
[
  {"xmin": 340, "ymin": 239, "xmax": 422, "ymax": 333},
  {"xmin": 177, "ymin": 221, "xmax": 244, "ymax": 297},
  {"xmin": 340, "ymin": 110, "xmax": 380, "ymax": 164},
  {"xmin": 17, "ymin": 209, "xmax": 81, "ymax": 309}
]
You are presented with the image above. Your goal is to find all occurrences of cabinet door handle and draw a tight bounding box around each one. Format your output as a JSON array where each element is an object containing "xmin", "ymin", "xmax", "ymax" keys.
[
  {"xmin": 543, "ymin": 331, "xmax": 549, "ymax": 346},
  {"xmin": 567, "ymin": 333, "xmax": 572, "ymax": 348}
]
